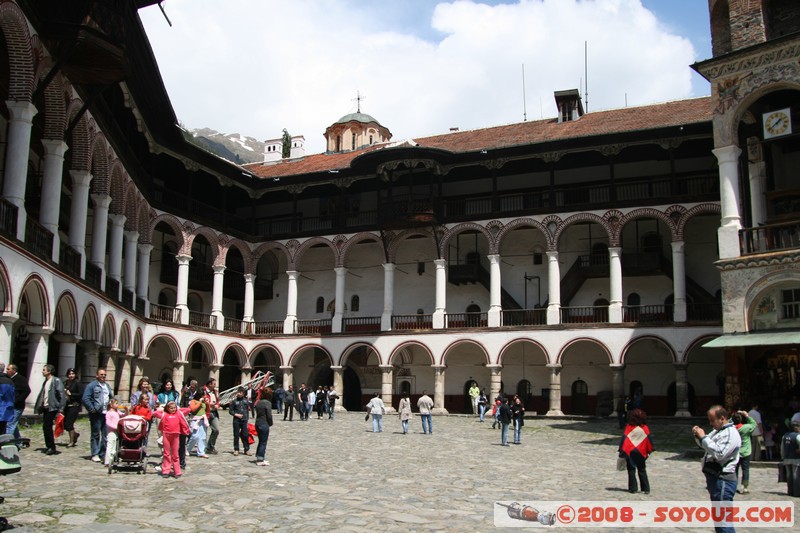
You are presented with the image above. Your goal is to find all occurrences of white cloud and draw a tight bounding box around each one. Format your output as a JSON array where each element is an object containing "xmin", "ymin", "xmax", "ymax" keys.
[{"xmin": 140, "ymin": 0, "xmax": 700, "ymax": 155}]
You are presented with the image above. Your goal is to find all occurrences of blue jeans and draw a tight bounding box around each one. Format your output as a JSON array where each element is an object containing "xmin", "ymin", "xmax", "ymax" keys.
[
  {"xmin": 187, "ymin": 421, "xmax": 207, "ymax": 456},
  {"xmin": 6, "ymin": 407, "xmax": 23, "ymax": 441},
  {"xmin": 501, "ymin": 422, "xmax": 510, "ymax": 445},
  {"xmin": 275, "ymin": 399, "xmax": 283, "ymax": 414},
  {"xmin": 401, "ymin": 419, "xmax": 409, "ymax": 433},
  {"xmin": 420, "ymin": 414, "xmax": 432, "ymax": 434},
  {"xmin": 704, "ymin": 474, "xmax": 737, "ymax": 533},
  {"xmin": 513, "ymin": 419, "xmax": 522, "ymax": 443},
  {"xmin": 255, "ymin": 421, "xmax": 270, "ymax": 461},
  {"xmin": 89, "ymin": 412, "xmax": 107, "ymax": 457},
  {"xmin": 371, "ymin": 414, "xmax": 383, "ymax": 432},
  {"xmin": 479, "ymin": 404, "xmax": 486, "ymax": 422}
]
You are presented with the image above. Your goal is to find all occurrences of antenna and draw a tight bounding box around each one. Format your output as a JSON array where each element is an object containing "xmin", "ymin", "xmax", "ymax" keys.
[
  {"xmin": 522, "ymin": 64, "xmax": 527, "ymax": 122},
  {"xmin": 584, "ymin": 41, "xmax": 589, "ymax": 112}
]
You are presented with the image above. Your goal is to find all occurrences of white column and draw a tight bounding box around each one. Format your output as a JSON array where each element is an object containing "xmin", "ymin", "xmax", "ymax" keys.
[
  {"xmin": 2, "ymin": 101, "xmax": 37, "ymax": 240},
  {"xmin": 0, "ymin": 314, "xmax": 19, "ymax": 366},
  {"xmin": 208, "ymin": 364, "xmax": 222, "ymax": 383},
  {"xmin": 175, "ymin": 253, "xmax": 191, "ymax": 325},
  {"xmin": 103, "ymin": 349, "xmax": 119, "ymax": 394},
  {"xmin": 39, "ymin": 139, "xmax": 68, "ymax": 262},
  {"xmin": 136, "ymin": 243, "xmax": 153, "ymax": 309},
  {"xmin": 89, "ymin": 194, "xmax": 112, "ymax": 279},
  {"xmin": 671, "ymin": 240, "xmax": 687, "ymax": 322},
  {"xmin": 80, "ymin": 341, "xmax": 101, "ymax": 385},
  {"xmin": 749, "ymin": 160, "xmax": 767, "ymax": 226},
  {"xmin": 123, "ymin": 231, "xmax": 139, "ymax": 295},
  {"xmin": 380, "ymin": 365, "xmax": 395, "ymax": 413},
  {"xmin": 243, "ymin": 273, "xmax": 256, "ymax": 322},
  {"xmin": 433, "ymin": 259, "xmax": 447, "ymax": 329},
  {"xmin": 332, "ymin": 266, "xmax": 346, "ymax": 333},
  {"xmin": 107, "ymin": 214, "xmax": 126, "ymax": 298},
  {"xmin": 331, "ymin": 366, "xmax": 346, "ymax": 412},
  {"xmin": 283, "ymin": 271, "xmax": 298, "ymax": 334},
  {"xmin": 25, "ymin": 326, "xmax": 53, "ymax": 413},
  {"xmin": 609, "ymin": 363, "xmax": 625, "ymax": 417},
  {"xmin": 381, "ymin": 263, "xmax": 395, "ymax": 331},
  {"xmin": 432, "ymin": 365, "xmax": 449, "ymax": 414},
  {"xmin": 487, "ymin": 364, "xmax": 502, "ymax": 403},
  {"xmin": 546, "ymin": 251, "xmax": 561, "ymax": 325},
  {"xmin": 546, "ymin": 364, "xmax": 563, "ymax": 416},
  {"xmin": 280, "ymin": 366, "xmax": 293, "ymax": 390},
  {"xmin": 673, "ymin": 362, "xmax": 692, "ymax": 417},
  {"xmin": 55, "ymin": 334, "xmax": 79, "ymax": 376},
  {"xmin": 608, "ymin": 246, "xmax": 622, "ymax": 323},
  {"xmin": 172, "ymin": 360, "xmax": 187, "ymax": 389},
  {"xmin": 713, "ymin": 145, "xmax": 743, "ymax": 259},
  {"xmin": 211, "ymin": 265, "xmax": 225, "ymax": 330},
  {"xmin": 488, "ymin": 254, "xmax": 502, "ymax": 327},
  {"xmin": 68, "ymin": 170, "xmax": 92, "ymax": 275}
]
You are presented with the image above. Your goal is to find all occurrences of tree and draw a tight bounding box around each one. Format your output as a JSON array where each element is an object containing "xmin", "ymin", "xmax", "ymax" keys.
[{"xmin": 281, "ymin": 128, "xmax": 291, "ymax": 159}]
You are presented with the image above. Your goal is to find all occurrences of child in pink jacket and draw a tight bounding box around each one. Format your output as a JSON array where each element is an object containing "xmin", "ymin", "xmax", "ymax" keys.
[
  {"xmin": 103, "ymin": 399, "xmax": 122, "ymax": 466},
  {"xmin": 152, "ymin": 401, "xmax": 191, "ymax": 478}
]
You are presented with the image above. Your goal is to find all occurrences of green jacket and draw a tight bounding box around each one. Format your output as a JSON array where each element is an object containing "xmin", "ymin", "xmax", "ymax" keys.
[{"xmin": 737, "ymin": 415, "xmax": 757, "ymax": 457}]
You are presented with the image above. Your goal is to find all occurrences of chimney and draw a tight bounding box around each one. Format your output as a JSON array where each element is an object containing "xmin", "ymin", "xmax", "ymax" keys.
[
  {"xmin": 263, "ymin": 138, "xmax": 282, "ymax": 163},
  {"xmin": 289, "ymin": 135, "xmax": 305, "ymax": 159},
  {"xmin": 554, "ymin": 89, "xmax": 584, "ymax": 123}
]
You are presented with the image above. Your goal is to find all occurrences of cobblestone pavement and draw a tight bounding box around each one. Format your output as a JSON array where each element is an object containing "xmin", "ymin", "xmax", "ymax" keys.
[{"xmin": 0, "ymin": 413, "xmax": 795, "ymax": 532}]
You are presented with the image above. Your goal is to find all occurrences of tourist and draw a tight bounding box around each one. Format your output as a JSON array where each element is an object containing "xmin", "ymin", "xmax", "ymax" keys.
[
  {"xmin": 780, "ymin": 417, "xmax": 800, "ymax": 496},
  {"xmin": 511, "ymin": 395, "xmax": 525, "ymax": 445},
  {"xmin": 692, "ymin": 405, "xmax": 741, "ymax": 533},
  {"xmin": 477, "ymin": 388, "xmax": 488, "ymax": 422},
  {"xmin": 103, "ymin": 398, "xmax": 122, "ymax": 467},
  {"xmin": 619, "ymin": 408, "xmax": 653, "ymax": 494},
  {"xmin": 129, "ymin": 392, "xmax": 154, "ymax": 448},
  {"xmin": 152, "ymin": 400, "xmax": 191, "ymax": 478},
  {"xmin": 468, "ymin": 381, "xmax": 480, "ymax": 415},
  {"xmin": 253, "ymin": 387, "xmax": 273, "ymax": 466},
  {"xmin": 273, "ymin": 384, "xmax": 285, "ymax": 414},
  {"xmin": 156, "ymin": 379, "xmax": 180, "ymax": 408},
  {"xmin": 177, "ymin": 379, "xmax": 198, "ymax": 469},
  {"xmin": 748, "ymin": 403, "xmax": 763, "ymax": 461},
  {"xmin": 62, "ymin": 368, "xmax": 82, "ymax": 447},
  {"xmin": 0, "ymin": 364, "xmax": 15, "ymax": 435},
  {"xmin": 398, "ymin": 394, "xmax": 412, "ymax": 434},
  {"xmin": 366, "ymin": 392, "xmax": 385, "ymax": 433},
  {"xmin": 308, "ymin": 386, "xmax": 317, "ymax": 420},
  {"xmin": 315, "ymin": 386, "xmax": 326, "ymax": 419},
  {"xmin": 417, "ymin": 390, "xmax": 434, "ymax": 435},
  {"xmin": 498, "ymin": 397, "xmax": 512, "ymax": 446},
  {"xmin": 296, "ymin": 383, "xmax": 309, "ymax": 421},
  {"xmin": 764, "ymin": 423, "xmax": 777, "ymax": 460},
  {"xmin": 733, "ymin": 409, "xmax": 756, "ymax": 494},
  {"xmin": 130, "ymin": 377, "xmax": 155, "ymax": 409},
  {"xmin": 327, "ymin": 386, "xmax": 338, "ymax": 419},
  {"xmin": 6, "ymin": 363, "xmax": 30, "ymax": 444},
  {"xmin": 283, "ymin": 385, "xmax": 295, "ymax": 421},
  {"xmin": 186, "ymin": 395, "xmax": 209, "ymax": 458},
  {"xmin": 229, "ymin": 387, "xmax": 250, "ymax": 456},
  {"xmin": 201, "ymin": 379, "xmax": 221, "ymax": 454},
  {"xmin": 33, "ymin": 364, "xmax": 66, "ymax": 455},
  {"xmin": 82, "ymin": 368, "xmax": 113, "ymax": 462},
  {"xmin": 491, "ymin": 397, "xmax": 501, "ymax": 429}
]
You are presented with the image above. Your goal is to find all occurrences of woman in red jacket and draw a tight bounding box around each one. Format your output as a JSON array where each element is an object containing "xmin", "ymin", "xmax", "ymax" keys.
[{"xmin": 618, "ymin": 408, "xmax": 654, "ymax": 494}]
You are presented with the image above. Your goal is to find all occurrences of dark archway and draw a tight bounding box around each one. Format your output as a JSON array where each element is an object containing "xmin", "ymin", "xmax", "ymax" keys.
[
  {"xmin": 667, "ymin": 381, "xmax": 696, "ymax": 415},
  {"xmin": 343, "ymin": 365, "xmax": 362, "ymax": 411},
  {"xmin": 571, "ymin": 379, "xmax": 589, "ymax": 414},
  {"xmin": 219, "ymin": 349, "xmax": 240, "ymax": 392}
]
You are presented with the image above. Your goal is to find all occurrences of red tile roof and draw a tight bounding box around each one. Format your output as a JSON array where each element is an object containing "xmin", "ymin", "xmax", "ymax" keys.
[{"xmin": 243, "ymin": 96, "xmax": 712, "ymax": 180}]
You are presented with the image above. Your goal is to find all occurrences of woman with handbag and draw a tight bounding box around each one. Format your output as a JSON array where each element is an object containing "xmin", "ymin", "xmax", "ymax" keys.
[
  {"xmin": 63, "ymin": 368, "xmax": 82, "ymax": 447},
  {"xmin": 618, "ymin": 408, "xmax": 653, "ymax": 494}
]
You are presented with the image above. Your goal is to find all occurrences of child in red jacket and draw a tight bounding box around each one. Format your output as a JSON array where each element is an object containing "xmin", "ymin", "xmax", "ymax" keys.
[{"xmin": 152, "ymin": 401, "xmax": 191, "ymax": 478}]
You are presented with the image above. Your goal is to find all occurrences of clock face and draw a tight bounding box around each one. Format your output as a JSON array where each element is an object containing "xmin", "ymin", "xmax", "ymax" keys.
[{"xmin": 764, "ymin": 108, "xmax": 792, "ymax": 139}]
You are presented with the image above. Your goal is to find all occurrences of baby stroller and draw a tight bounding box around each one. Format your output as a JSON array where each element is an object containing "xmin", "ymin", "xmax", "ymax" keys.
[
  {"xmin": 0, "ymin": 434, "xmax": 30, "ymax": 530},
  {"xmin": 108, "ymin": 414, "xmax": 148, "ymax": 475}
]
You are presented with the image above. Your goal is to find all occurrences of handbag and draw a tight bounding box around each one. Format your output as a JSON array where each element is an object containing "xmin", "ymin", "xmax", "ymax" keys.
[
  {"xmin": 364, "ymin": 413, "xmax": 370, "ymax": 422},
  {"xmin": 54, "ymin": 412, "xmax": 65, "ymax": 438},
  {"xmin": 616, "ymin": 457, "xmax": 627, "ymax": 471},
  {"xmin": 778, "ymin": 464, "xmax": 787, "ymax": 483},
  {"xmin": 701, "ymin": 460, "xmax": 723, "ymax": 478}
]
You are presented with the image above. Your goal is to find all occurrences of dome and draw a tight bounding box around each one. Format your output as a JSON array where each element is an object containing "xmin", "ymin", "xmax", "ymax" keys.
[{"xmin": 335, "ymin": 112, "xmax": 383, "ymax": 127}]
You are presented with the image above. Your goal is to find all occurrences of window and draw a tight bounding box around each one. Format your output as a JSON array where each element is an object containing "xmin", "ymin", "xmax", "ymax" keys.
[
  {"xmin": 351, "ymin": 295, "xmax": 360, "ymax": 312},
  {"xmin": 533, "ymin": 252, "xmax": 543, "ymax": 265},
  {"xmin": 782, "ymin": 289, "xmax": 800, "ymax": 319},
  {"xmin": 352, "ymin": 132, "xmax": 356, "ymax": 150},
  {"xmin": 316, "ymin": 297, "xmax": 325, "ymax": 314}
]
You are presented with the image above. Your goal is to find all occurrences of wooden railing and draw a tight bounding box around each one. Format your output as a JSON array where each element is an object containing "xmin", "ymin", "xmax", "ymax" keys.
[
  {"xmin": 445, "ymin": 312, "xmax": 488, "ymax": 328},
  {"xmin": 24, "ymin": 218, "xmax": 53, "ymax": 260},
  {"xmin": 85, "ymin": 262, "xmax": 102, "ymax": 290},
  {"xmin": 740, "ymin": 221, "xmax": 800, "ymax": 255},
  {"xmin": 687, "ymin": 303, "xmax": 722, "ymax": 322},
  {"xmin": 392, "ymin": 314, "xmax": 433, "ymax": 330},
  {"xmin": 0, "ymin": 198, "xmax": 17, "ymax": 238},
  {"xmin": 623, "ymin": 305, "xmax": 669, "ymax": 323},
  {"xmin": 296, "ymin": 319, "xmax": 332, "ymax": 335},
  {"xmin": 252, "ymin": 321, "xmax": 284, "ymax": 335},
  {"xmin": 104, "ymin": 276, "xmax": 120, "ymax": 301},
  {"xmin": 501, "ymin": 309, "xmax": 547, "ymax": 326},
  {"xmin": 560, "ymin": 306, "xmax": 609, "ymax": 324},
  {"xmin": 122, "ymin": 289, "xmax": 134, "ymax": 310},
  {"xmin": 189, "ymin": 311, "xmax": 217, "ymax": 330},
  {"xmin": 60, "ymin": 245, "xmax": 81, "ymax": 278},
  {"xmin": 223, "ymin": 318, "xmax": 249, "ymax": 334},
  {"xmin": 342, "ymin": 316, "xmax": 381, "ymax": 332},
  {"xmin": 135, "ymin": 298, "xmax": 146, "ymax": 316},
  {"xmin": 150, "ymin": 304, "xmax": 180, "ymax": 323}
]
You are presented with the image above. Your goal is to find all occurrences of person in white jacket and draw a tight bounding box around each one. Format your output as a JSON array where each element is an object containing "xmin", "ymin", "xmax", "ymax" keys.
[{"xmin": 366, "ymin": 393, "xmax": 385, "ymax": 433}]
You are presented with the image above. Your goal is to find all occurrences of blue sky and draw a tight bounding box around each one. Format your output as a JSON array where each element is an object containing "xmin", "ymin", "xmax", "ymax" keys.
[{"xmin": 141, "ymin": 0, "xmax": 713, "ymax": 154}]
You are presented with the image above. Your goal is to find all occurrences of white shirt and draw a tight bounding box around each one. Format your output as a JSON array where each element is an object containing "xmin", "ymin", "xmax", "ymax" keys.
[{"xmin": 748, "ymin": 409, "xmax": 763, "ymax": 436}]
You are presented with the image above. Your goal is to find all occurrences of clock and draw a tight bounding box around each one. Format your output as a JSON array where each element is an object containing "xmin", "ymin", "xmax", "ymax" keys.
[{"xmin": 763, "ymin": 108, "xmax": 792, "ymax": 139}]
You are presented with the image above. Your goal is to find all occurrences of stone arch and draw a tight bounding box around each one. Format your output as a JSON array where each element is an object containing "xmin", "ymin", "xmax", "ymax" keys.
[
  {"xmin": 219, "ymin": 238, "xmax": 253, "ymax": 272},
  {"xmin": 336, "ymin": 341, "xmax": 380, "ymax": 367},
  {"xmin": 553, "ymin": 212, "xmax": 613, "ymax": 249},
  {"xmin": 556, "ymin": 337, "xmax": 613, "ymax": 365},
  {"xmin": 618, "ymin": 208, "xmax": 677, "ymax": 242},
  {"xmin": 0, "ymin": 258, "xmax": 11, "ymax": 313},
  {"xmin": 496, "ymin": 218, "xmax": 553, "ymax": 250},
  {"xmin": 441, "ymin": 339, "xmax": 490, "ymax": 366},
  {"xmin": 145, "ymin": 333, "xmax": 181, "ymax": 362},
  {"xmin": 745, "ymin": 268, "xmax": 800, "ymax": 332},
  {"xmin": 219, "ymin": 343, "xmax": 248, "ymax": 368},
  {"xmin": 439, "ymin": 222, "xmax": 495, "ymax": 258},
  {"xmin": 288, "ymin": 343, "xmax": 334, "ymax": 367},
  {"xmin": 88, "ymin": 133, "xmax": 111, "ymax": 195},
  {"xmin": 338, "ymin": 232, "xmax": 384, "ymax": 266},
  {"xmin": 251, "ymin": 241, "xmax": 290, "ymax": 271},
  {"xmin": 123, "ymin": 187, "xmax": 140, "ymax": 232},
  {"xmin": 247, "ymin": 342, "xmax": 283, "ymax": 368},
  {"xmin": 35, "ymin": 62, "xmax": 67, "ymax": 141},
  {"xmin": 100, "ymin": 313, "xmax": 116, "ymax": 349},
  {"xmin": 716, "ymin": 78, "xmax": 800, "ymax": 148},
  {"xmin": 294, "ymin": 237, "xmax": 338, "ymax": 267},
  {"xmin": 65, "ymin": 98, "xmax": 91, "ymax": 171},
  {"xmin": 185, "ymin": 339, "xmax": 217, "ymax": 366},
  {"xmin": 137, "ymin": 204, "xmax": 151, "ymax": 241},
  {"xmin": 132, "ymin": 328, "xmax": 143, "ymax": 357},
  {"xmin": 0, "ymin": 1, "xmax": 35, "ymax": 101},
  {"xmin": 621, "ymin": 335, "xmax": 677, "ymax": 364},
  {"xmin": 147, "ymin": 213, "xmax": 186, "ymax": 249},
  {"xmin": 80, "ymin": 304, "xmax": 99, "ymax": 342},
  {"xmin": 498, "ymin": 338, "xmax": 551, "ymax": 366},
  {"xmin": 53, "ymin": 291, "xmax": 79, "ymax": 336},
  {"xmin": 387, "ymin": 341, "xmax": 434, "ymax": 367},
  {"xmin": 18, "ymin": 274, "xmax": 49, "ymax": 326},
  {"xmin": 385, "ymin": 228, "xmax": 437, "ymax": 263},
  {"xmin": 185, "ymin": 226, "xmax": 222, "ymax": 262},
  {"xmin": 118, "ymin": 321, "xmax": 132, "ymax": 354},
  {"xmin": 108, "ymin": 160, "xmax": 126, "ymax": 215},
  {"xmin": 675, "ymin": 203, "xmax": 722, "ymax": 240}
]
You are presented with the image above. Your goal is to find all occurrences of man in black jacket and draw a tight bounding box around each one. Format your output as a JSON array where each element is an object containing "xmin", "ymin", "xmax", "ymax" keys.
[{"xmin": 6, "ymin": 364, "xmax": 30, "ymax": 445}]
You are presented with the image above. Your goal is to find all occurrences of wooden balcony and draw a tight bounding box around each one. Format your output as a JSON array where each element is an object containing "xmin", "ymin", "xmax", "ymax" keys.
[
  {"xmin": 740, "ymin": 221, "xmax": 800, "ymax": 255},
  {"xmin": 342, "ymin": 316, "xmax": 381, "ymax": 332}
]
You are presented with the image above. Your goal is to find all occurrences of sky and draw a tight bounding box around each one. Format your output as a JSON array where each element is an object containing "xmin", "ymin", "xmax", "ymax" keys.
[{"xmin": 139, "ymin": 0, "xmax": 712, "ymax": 156}]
